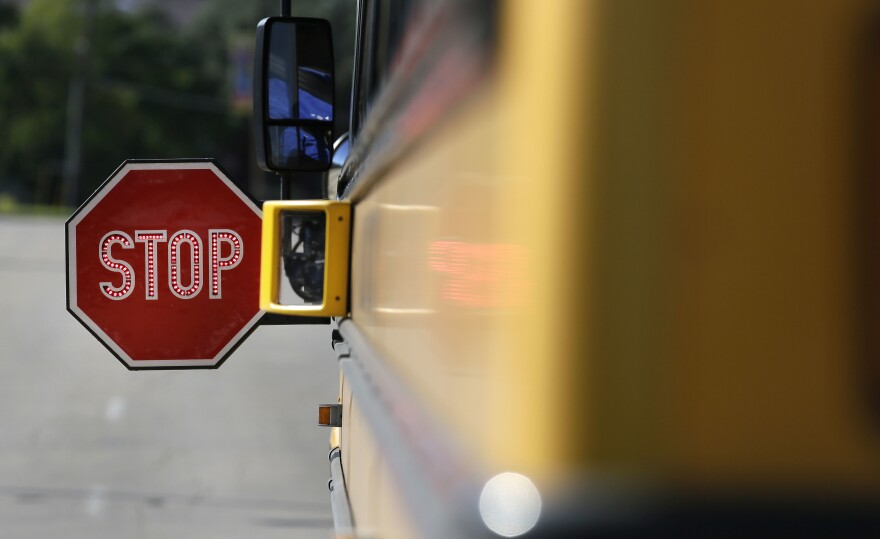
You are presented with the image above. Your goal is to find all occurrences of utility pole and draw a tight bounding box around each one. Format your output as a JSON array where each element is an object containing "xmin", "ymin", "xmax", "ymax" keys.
[{"xmin": 63, "ymin": 0, "xmax": 97, "ymax": 208}]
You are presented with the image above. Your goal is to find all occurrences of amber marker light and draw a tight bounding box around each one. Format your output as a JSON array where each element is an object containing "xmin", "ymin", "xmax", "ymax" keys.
[{"xmin": 318, "ymin": 404, "xmax": 342, "ymax": 427}]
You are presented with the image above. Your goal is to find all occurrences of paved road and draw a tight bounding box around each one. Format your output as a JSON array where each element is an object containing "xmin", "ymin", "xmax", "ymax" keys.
[{"xmin": 0, "ymin": 215, "xmax": 339, "ymax": 538}]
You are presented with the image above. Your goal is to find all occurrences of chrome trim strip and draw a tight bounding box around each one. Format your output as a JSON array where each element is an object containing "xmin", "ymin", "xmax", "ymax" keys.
[{"xmin": 328, "ymin": 447, "xmax": 355, "ymax": 537}]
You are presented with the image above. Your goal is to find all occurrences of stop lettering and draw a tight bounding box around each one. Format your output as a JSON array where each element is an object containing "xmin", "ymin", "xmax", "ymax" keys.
[
  {"xmin": 66, "ymin": 160, "xmax": 264, "ymax": 370},
  {"xmin": 98, "ymin": 228, "xmax": 243, "ymax": 300}
]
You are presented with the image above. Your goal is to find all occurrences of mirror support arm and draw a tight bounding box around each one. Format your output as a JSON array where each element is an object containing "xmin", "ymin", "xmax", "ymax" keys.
[
  {"xmin": 280, "ymin": 174, "xmax": 292, "ymax": 199},
  {"xmin": 279, "ymin": 173, "xmax": 326, "ymax": 200}
]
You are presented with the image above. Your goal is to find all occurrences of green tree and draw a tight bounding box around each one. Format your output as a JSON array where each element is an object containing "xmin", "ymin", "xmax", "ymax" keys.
[
  {"xmin": 0, "ymin": 0, "xmax": 356, "ymax": 206},
  {"xmin": 0, "ymin": 0, "xmax": 245, "ymax": 205},
  {"xmin": 0, "ymin": 0, "xmax": 76, "ymax": 204}
]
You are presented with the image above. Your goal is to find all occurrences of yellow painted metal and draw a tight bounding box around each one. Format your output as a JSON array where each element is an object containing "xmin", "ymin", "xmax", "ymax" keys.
[
  {"xmin": 340, "ymin": 369, "xmax": 419, "ymax": 539},
  {"xmin": 659, "ymin": 0, "xmax": 880, "ymax": 487},
  {"xmin": 259, "ymin": 200, "xmax": 351, "ymax": 316},
  {"xmin": 337, "ymin": 0, "xmax": 880, "ymax": 535},
  {"xmin": 492, "ymin": 0, "xmax": 596, "ymax": 476},
  {"xmin": 344, "ymin": 0, "xmax": 597, "ymax": 488}
]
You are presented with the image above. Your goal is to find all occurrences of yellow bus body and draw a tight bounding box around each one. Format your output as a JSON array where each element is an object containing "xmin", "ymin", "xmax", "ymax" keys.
[{"xmin": 324, "ymin": 0, "xmax": 880, "ymax": 536}]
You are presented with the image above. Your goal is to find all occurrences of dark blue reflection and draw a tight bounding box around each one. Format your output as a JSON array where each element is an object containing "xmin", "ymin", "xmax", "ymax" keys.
[
  {"xmin": 269, "ymin": 125, "xmax": 332, "ymax": 169},
  {"xmin": 268, "ymin": 67, "xmax": 332, "ymax": 121},
  {"xmin": 298, "ymin": 67, "xmax": 333, "ymax": 120},
  {"xmin": 268, "ymin": 77, "xmax": 293, "ymax": 119}
]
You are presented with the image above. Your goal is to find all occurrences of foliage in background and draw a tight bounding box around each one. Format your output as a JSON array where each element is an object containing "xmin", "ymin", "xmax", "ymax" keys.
[{"xmin": 0, "ymin": 0, "xmax": 355, "ymax": 207}]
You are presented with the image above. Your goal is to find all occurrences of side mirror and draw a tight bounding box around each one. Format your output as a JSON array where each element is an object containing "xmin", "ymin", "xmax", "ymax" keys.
[{"xmin": 254, "ymin": 17, "xmax": 335, "ymax": 172}]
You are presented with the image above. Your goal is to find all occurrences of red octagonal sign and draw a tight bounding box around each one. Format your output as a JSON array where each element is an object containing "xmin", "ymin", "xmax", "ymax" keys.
[{"xmin": 66, "ymin": 160, "xmax": 263, "ymax": 370}]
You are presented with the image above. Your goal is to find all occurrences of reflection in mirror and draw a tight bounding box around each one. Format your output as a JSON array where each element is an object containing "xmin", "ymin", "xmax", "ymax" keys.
[
  {"xmin": 255, "ymin": 17, "xmax": 334, "ymax": 172},
  {"xmin": 268, "ymin": 125, "xmax": 332, "ymax": 170},
  {"xmin": 279, "ymin": 211, "xmax": 326, "ymax": 305},
  {"xmin": 266, "ymin": 21, "xmax": 334, "ymax": 121},
  {"xmin": 267, "ymin": 67, "xmax": 333, "ymax": 120}
]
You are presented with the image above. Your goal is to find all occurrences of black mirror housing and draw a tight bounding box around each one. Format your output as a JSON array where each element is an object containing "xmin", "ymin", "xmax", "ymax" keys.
[{"xmin": 254, "ymin": 17, "xmax": 335, "ymax": 173}]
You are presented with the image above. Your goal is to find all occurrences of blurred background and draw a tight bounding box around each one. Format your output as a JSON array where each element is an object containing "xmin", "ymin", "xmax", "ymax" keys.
[
  {"xmin": 0, "ymin": 0, "xmax": 355, "ymax": 537},
  {"xmin": 0, "ymin": 0, "xmax": 355, "ymax": 208}
]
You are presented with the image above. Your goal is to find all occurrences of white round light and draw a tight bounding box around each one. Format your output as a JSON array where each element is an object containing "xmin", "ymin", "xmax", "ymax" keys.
[{"xmin": 478, "ymin": 472, "xmax": 542, "ymax": 537}]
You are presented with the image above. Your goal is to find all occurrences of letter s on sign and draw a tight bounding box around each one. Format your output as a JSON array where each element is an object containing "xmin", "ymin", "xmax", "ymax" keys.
[{"xmin": 99, "ymin": 231, "xmax": 135, "ymax": 300}]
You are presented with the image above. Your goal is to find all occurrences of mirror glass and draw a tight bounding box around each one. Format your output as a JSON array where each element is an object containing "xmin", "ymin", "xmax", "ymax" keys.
[
  {"xmin": 268, "ymin": 126, "xmax": 332, "ymax": 169},
  {"xmin": 256, "ymin": 18, "xmax": 334, "ymax": 172},
  {"xmin": 266, "ymin": 21, "xmax": 334, "ymax": 121},
  {"xmin": 278, "ymin": 210, "xmax": 326, "ymax": 305}
]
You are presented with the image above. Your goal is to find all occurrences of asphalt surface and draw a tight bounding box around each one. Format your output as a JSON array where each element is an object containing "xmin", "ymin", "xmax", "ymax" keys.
[{"xmin": 0, "ymin": 215, "xmax": 339, "ymax": 538}]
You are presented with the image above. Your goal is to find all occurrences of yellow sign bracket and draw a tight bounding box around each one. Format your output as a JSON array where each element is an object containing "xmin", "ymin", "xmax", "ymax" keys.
[{"xmin": 260, "ymin": 200, "xmax": 351, "ymax": 317}]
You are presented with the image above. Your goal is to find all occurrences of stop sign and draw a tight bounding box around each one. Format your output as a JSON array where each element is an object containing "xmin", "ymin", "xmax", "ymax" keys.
[{"xmin": 66, "ymin": 160, "xmax": 263, "ymax": 369}]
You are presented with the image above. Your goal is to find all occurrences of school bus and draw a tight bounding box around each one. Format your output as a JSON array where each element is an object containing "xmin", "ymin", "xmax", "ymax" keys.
[{"xmin": 254, "ymin": 0, "xmax": 880, "ymax": 536}]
